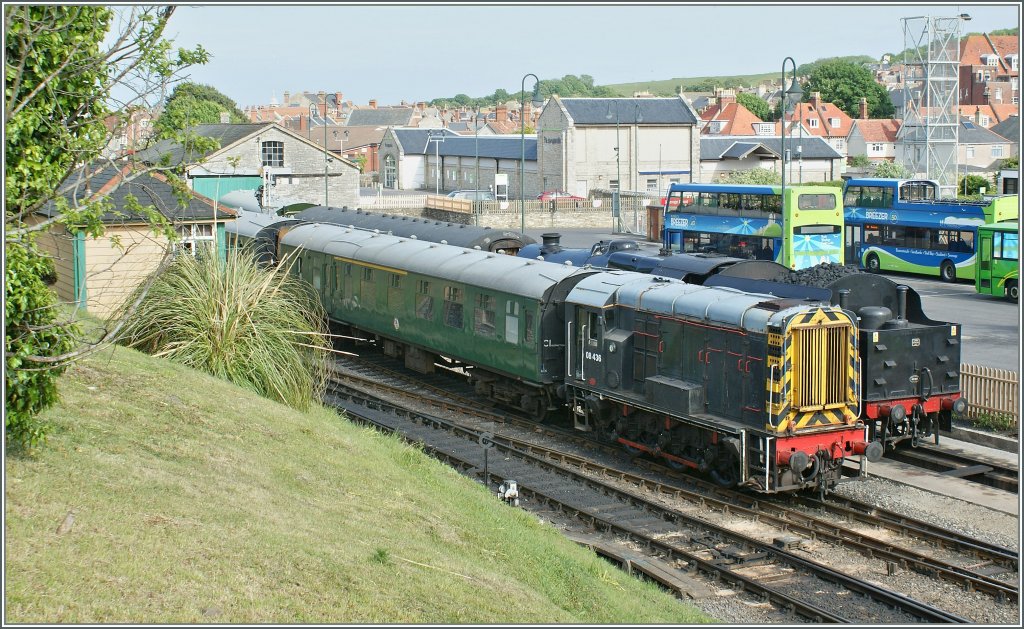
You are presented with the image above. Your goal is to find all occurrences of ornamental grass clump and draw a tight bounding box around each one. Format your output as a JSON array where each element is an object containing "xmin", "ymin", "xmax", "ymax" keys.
[{"xmin": 113, "ymin": 247, "xmax": 330, "ymax": 410}]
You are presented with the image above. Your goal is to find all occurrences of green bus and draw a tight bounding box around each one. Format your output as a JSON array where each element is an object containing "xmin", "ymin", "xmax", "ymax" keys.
[
  {"xmin": 661, "ymin": 183, "xmax": 844, "ymax": 270},
  {"xmin": 976, "ymin": 219, "xmax": 1019, "ymax": 301}
]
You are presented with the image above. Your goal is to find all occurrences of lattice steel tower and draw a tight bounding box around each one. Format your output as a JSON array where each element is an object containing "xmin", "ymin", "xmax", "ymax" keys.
[{"xmin": 899, "ymin": 14, "xmax": 969, "ymax": 198}]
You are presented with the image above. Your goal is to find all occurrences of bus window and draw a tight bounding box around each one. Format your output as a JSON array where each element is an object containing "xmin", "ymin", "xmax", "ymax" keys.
[
  {"xmin": 864, "ymin": 225, "xmax": 881, "ymax": 243},
  {"xmin": 797, "ymin": 193, "xmax": 837, "ymax": 210},
  {"xmin": 996, "ymin": 232, "xmax": 1019, "ymax": 260}
]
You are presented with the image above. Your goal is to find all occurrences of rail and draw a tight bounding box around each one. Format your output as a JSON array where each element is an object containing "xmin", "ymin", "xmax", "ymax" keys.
[{"xmin": 960, "ymin": 363, "xmax": 1019, "ymax": 427}]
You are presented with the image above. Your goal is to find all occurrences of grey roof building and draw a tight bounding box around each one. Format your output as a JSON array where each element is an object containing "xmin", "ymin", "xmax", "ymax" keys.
[
  {"xmin": 700, "ymin": 136, "xmax": 844, "ymax": 182},
  {"xmin": 346, "ymin": 107, "xmax": 417, "ymax": 127}
]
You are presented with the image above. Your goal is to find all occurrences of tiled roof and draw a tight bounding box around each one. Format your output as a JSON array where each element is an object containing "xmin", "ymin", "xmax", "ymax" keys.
[
  {"xmin": 957, "ymin": 104, "xmax": 1020, "ymax": 127},
  {"xmin": 346, "ymin": 107, "xmax": 416, "ymax": 127},
  {"xmin": 960, "ymin": 35, "xmax": 1019, "ymax": 70},
  {"xmin": 851, "ymin": 119, "xmax": 901, "ymax": 143},
  {"xmin": 701, "ymin": 135, "xmax": 842, "ymax": 160},
  {"xmin": 392, "ymin": 128, "xmax": 460, "ymax": 153},
  {"xmin": 429, "ymin": 135, "xmax": 537, "ymax": 160},
  {"xmin": 990, "ymin": 116, "xmax": 1019, "ymax": 143},
  {"xmin": 787, "ymin": 99, "xmax": 854, "ymax": 139},
  {"xmin": 960, "ymin": 119, "xmax": 1014, "ymax": 144},
  {"xmin": 41, "ymin": 161, "xmax": 234, "ymax": 224},
  {"xmin": 561, "ymin": 97, "xmax": 698, "ymax": 125},
  {"xmin": 134, "ymin": 123, "xmax": 275, "ymax": 166},
  {"xmin": 700, "ymin": 102, "xmax": 765, "ymax": 135}
]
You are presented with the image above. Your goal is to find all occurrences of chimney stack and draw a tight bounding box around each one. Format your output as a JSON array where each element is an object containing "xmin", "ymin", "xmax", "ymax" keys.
[
  {"xmin": 859, "ymin": 97, "xmax": 868, "ymax": 120},
  {"xmin": 283, "ymin": 91, "xmax": 290, "ymax": 103},
  {"xmin": 369, "ymin": 99, "xmax": 377, "ymax": 109},
  {"xmin": 811, "ymin": 91, "xmax": 822, "ymax": 110},
  {"xmin": 299, "ymin": 113, "xmax": 307, "ymax": 132},
  {"xmin": 496, "ymin": 105, "xmax": 508, "ymax": 122}
]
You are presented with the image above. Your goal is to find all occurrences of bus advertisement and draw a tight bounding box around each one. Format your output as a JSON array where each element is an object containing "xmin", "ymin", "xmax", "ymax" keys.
[
  {"xmin": 976, "ymin": 219, "xmax": 1019, "ymax": 301},
  {"xmin": 842, "ymin": 178, "xmax": 1019, "ymax": 282},
  {"xmin": 660, "ymin": 183, "xmax": 844, "ymax": 270}
]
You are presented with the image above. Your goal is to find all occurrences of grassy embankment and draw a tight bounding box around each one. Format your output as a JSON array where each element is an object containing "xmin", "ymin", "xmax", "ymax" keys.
[{"xmin": 4, "ymin": 344, "xmax": 714, "ymax": 624}]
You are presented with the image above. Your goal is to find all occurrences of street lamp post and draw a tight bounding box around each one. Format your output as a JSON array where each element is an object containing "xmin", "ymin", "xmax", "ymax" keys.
[
  {"xmin": 520, "ymin": 73, "xmax": 541, "ymax": 235},
  {"xmin": 606, "ymin": 102, "xmax": 621, "ymax": 233},
  {"xmin": 633, "ymin": 102, "xmax": 643, "ymax": 233},
  {"xmin": 474, "ymin": 107, "xmax": 481, "ymax": 225},
  {"xmin": 427, "ymin": 130, "xmax": 445, "ymax": 194},
  {"xmin": 780, "ymin": 57, "xmax": 803, "ymax": 240}
]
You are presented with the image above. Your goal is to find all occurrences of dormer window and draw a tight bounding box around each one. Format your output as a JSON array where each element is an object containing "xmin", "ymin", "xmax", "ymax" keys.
[
  {"xmin": 983, "ymin": 54, "xmax": 1000, "ymax": 67},
  {"xmin": 709, "ymin": 120, "xmax": 726, "ymax": 134},
  {"xmin": 809, "ymin": 118, "xmax": 819, "ymax": 128},
  {"xmin": 1008, "ymin": 54, "xmax": 1019, "ymax": 71},
  {"xmin": 830, "ymin": 118, "xmax": 841, "ymax": 128},
  {"xmin": 755, "ymin": 123, "xmax": 774, "ymax": 135}
]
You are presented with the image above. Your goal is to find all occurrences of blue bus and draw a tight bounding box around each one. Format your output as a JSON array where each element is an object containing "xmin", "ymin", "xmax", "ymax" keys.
[
  {"xmin": 842, "ymin": 178, "xmax": 1019, "ymax": 281},
  {"xmin": 660, "ymin": 183, "xmax": 844, "ymax": 270}
]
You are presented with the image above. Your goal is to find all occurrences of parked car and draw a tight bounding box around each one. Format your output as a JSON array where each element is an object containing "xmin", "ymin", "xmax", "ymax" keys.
[
  {"xmin": 537, "ymin": 190, "xmax": 586, "ymax": 202},
  {"xmin": 447, "ymin": 189, "xmax": 495, "ymax": 201}
]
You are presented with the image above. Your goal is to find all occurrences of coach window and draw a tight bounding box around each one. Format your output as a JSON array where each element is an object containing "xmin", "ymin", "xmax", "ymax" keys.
[
  {"xmin": 416, "ymin": 280, "xmax": 433, "ymax": 320},
  {"xmin": 474, "ymin": 294, "xmax": 496, "ymax": 336},
  {"xmin": 360, "ymin": 267, "xmax": 375, "ymax": 308},
  {"xmin": 524, "ymin": 310, "xmax": 535, "ymax": 346},
  {"xmin": 505, "ymin": 301, "xmax": 520, "ymax": 344},
  {"xmin": 388, "ymin": 274, "xmax": 403, "ymax": 307},
  {"xmin": 443, "ymin": 286, "xmax": 464, "ymax": 329}
]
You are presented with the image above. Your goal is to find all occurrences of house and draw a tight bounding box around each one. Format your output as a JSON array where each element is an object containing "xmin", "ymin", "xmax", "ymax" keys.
[
  {"xmin": 134, "ymin": 122, "xmax": 359, "ymax": 210},
  {"xmin": 296, "ymin": 124, "xmax": 388, "ymax": 177},
  {"xmin": 955, "ymin": 118, "xmax": 1016, "ymax": 174},
  {"xmin": 959, "ymin": 34, "xmax": 1019, "ymax": 106},
  {"xmin": 782, "ymin": 91, "xmax": 854, "ymax": 159},
  {"xmin": 535, "ymin": 96, "xmax": 701, "ymax": 197},
  {"xmin": 101, "ymin": 107, "xmax": 158, "ymax": 159},
  {"xmin": 30, "ymin": 162, "xmax": 235, "ymax": 317},
  {"xmin": 699, "ymin": 135, "xmax": 844, "ymax": 183},
  {"xmin": 377, "ymin": 128, "xmax": 460, "ymax": 191},
  {"xmin": 847, "ymin": 118, "xmax": 902, "ymax": 164},
  {"xmin": 989, "ymin": 115, "xmax": 1019, "ymax": 156},
  {"xmin": 246, "ymin": 90, "xmax": 349, "ymax": 124},
  {"xmin": 957, "ymin": 103, "xmax": 1020, "ymax": 129},
  {"xmin": 699, "ymin": 93, "xmax": 775, "ymax": 137}
]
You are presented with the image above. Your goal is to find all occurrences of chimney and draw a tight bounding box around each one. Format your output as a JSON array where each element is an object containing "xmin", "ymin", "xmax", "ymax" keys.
[
  {"xmin": 811, "ymin": 91, "xmax": 822, "ymax": 110},
  {"xmin": 299, "ymin": 113, "xmax": 307, "ymax": 132},
  {"xmin": 335, "ymin": 92, "xmax": 343, "ymax": 107},
  {"xmin": 417, "ymin": 101, "xmax": 426, "ymax": 111},
  {"xmin": 284, "ymin": 91, "xmax": 290, "ymax": 103},
  {"xmin": 318, "ymin": 90, "xmax": 327, "ymax": 117},
  {"xmin": 496, "ymin": 105, "xmax": 508, "ymax": 122},
  {"xmin": 219, "ymin": 111, "xmax": 230, "ymax": 123},
  {"xmin": 859, "ymin": 97, "xmax": 868, "ymax": 120},
  {"xmin": 369, "ymin": 99, "xmax": 377, "ymax": 109},
  {"xmin": 975, "ymin": 106, "xmax": 984, "ymax": 125}
]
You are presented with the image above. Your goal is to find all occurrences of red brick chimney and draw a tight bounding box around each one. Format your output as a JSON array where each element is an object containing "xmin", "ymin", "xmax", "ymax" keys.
[
  {"xmin": 335, "ymin": 92, "xmax": 343, "ymax": 106},
  {"xmin": 318, "ymin": 90, "xmax": 327, "ymax": 117},
  {"xmin": 810, "ymin": 91, "xmax": 822, "ymax": 110},
  {"xmin": 299, "ymin": 113, "xmax": 307, "ymax": 132},
  {"xmin": 496, "ymin": 105, "xmax": 508, "ymax": 122},
  {"xmin": 859, "ymin": 97, "xmax": 869, "ymax": 120},
  {"xmin": 369, "ymin": 99, "xmax": 377, "ymax": 109}
]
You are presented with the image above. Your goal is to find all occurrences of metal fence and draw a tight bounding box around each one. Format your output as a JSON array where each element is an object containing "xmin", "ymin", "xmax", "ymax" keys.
[{"xmin": 960, "ymin": 364, "xmax": 1019, "ymax": 425}]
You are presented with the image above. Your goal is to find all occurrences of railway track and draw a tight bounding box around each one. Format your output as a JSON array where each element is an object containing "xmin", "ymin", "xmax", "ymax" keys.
[
  {"xmin": 324, "ymin": 379, "xmax": 969, "ymax": 623},
  {"xmin": 883, "ymin": 443, "xmax": 1018, "ymax": 494},
  {"xmin": 328, "ymin": 354, "xmax": 1019, "ymax": 602}
]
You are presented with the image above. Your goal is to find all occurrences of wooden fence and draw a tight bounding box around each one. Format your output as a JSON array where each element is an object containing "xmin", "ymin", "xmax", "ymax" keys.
[{"xmin": 960, "ymin": 364, "xmax": 1019, "ymax": 425}]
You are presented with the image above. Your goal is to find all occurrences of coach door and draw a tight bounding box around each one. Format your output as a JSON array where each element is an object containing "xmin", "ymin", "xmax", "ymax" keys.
[
  {"xmin": 572, "ymin": 306, "xmax": 604, "ymax": 387},
  {"xmin": 845, "ymin": 224, "xmax": 860, "ymax": 264},
  {"xmin": 977, "ymin": 230, "xmax": 994, "ymax": 292}
]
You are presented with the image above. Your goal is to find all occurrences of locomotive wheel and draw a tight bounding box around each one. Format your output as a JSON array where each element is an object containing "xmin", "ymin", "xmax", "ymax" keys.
[
  {"xmin": 865, "ymin": 253, "xmax": 880, "ymax": 273},
  {"xmin": 940, "ymin": 260, "xmax": 956, "ymax": 282}
]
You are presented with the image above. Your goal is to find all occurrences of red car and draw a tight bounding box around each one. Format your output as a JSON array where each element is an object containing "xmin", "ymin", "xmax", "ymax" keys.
[{"xmin": 537, "ymin": 190, "xmax": 585, "ymax": 202}]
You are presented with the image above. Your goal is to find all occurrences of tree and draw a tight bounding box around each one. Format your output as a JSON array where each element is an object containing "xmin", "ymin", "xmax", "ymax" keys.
[
  {"xmin": 848, "ymin": 155, "xmax": 872, "ymax": 167},
  {"xmin": 872, "ymin": 161, "xmax": 911, "ymax": 178},
  {"xmin": 720, "ymin": 169, "xmax": 780, "ymax": 185},
  {"xmin": 152, "ymin": 82, "xmax": 246, "ymax": 139},
  {"xmin": 736, "ymin": 93, "xmax": 770, "ymax": 121},
  {"xmin": 5, "ymin": 5, "xmax": 208, "ymax": 449},
  {"xmin": 804, "ymin": 59, "xmax": 895, "ymax": 119},
  {"xmin": 959, "ymin": 174, "xmax": 990, "ymax": 197}
]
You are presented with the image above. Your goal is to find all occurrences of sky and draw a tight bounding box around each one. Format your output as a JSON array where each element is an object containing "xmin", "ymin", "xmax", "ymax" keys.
[{"xmin": 152, "ymin": 2, "xmax": 1021, "ymax": 109}]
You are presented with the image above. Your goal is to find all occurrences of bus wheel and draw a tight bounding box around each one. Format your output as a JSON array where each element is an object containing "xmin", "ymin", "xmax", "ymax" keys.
[
  {"xmin": 1008, "ymin": 281, "xmax": 1019, "ymax": 302},
  {"xmin": 865, "ymin": 253, "xmax": 880, "ymax": 273},
  {"xmin": 940, "ymin": 261, "xmax": 956, "ymax": 282}
]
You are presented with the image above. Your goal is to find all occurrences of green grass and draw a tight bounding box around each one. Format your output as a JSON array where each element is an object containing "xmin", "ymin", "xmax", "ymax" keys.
[
  {"xmin": 606, "ymin": 73, "xmax": 778, "ymax": 96},
  {"xmin": 4, "ymin": 345, "xmax": 714, "ymax": 624}
]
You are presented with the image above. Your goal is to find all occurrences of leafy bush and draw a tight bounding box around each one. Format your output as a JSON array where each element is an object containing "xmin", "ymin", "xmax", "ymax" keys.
[
  {"xmin": 719, "ymin": 169, "xmax": 780, "ymax": 185},
  {"xmin": 959, "ymin": 174, "xmax": 990, "ymax": 196},
  {"xmin": 971, "ymin": 411, "xmax": 1017, "ymax": 433},
  {"xmin": 113, "ymin": 247, "xmax": 330, "ymax": 410},
  {"xmin": 848, "ymin": 154, "xmax": 871, "ymax": 167},
  {"xmin": 4, "ymin": 239, "xmax": 78, "ymax": 450},
  {"xmin": 872, "ymin": 161, "xmax": 911, "ymax": 178}
]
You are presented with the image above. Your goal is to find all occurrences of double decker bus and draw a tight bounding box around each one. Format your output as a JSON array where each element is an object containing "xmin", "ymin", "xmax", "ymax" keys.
[
  {"xmin": 660, "ymin": 183, "xmax": 843, "ymax": 270},
  {"xmin": 976, "ymin": 219, "xmax": 1019, "ymax": 301},
  {"xmin": 842, "ymin": 178, "xmax": 1019, "ymax": 281}
]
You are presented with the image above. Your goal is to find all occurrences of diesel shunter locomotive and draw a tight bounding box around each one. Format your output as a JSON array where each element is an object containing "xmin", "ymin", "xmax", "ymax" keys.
[{"xmin": 262, "ymin": 221, "xmax": 881, "ymax": 494}]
